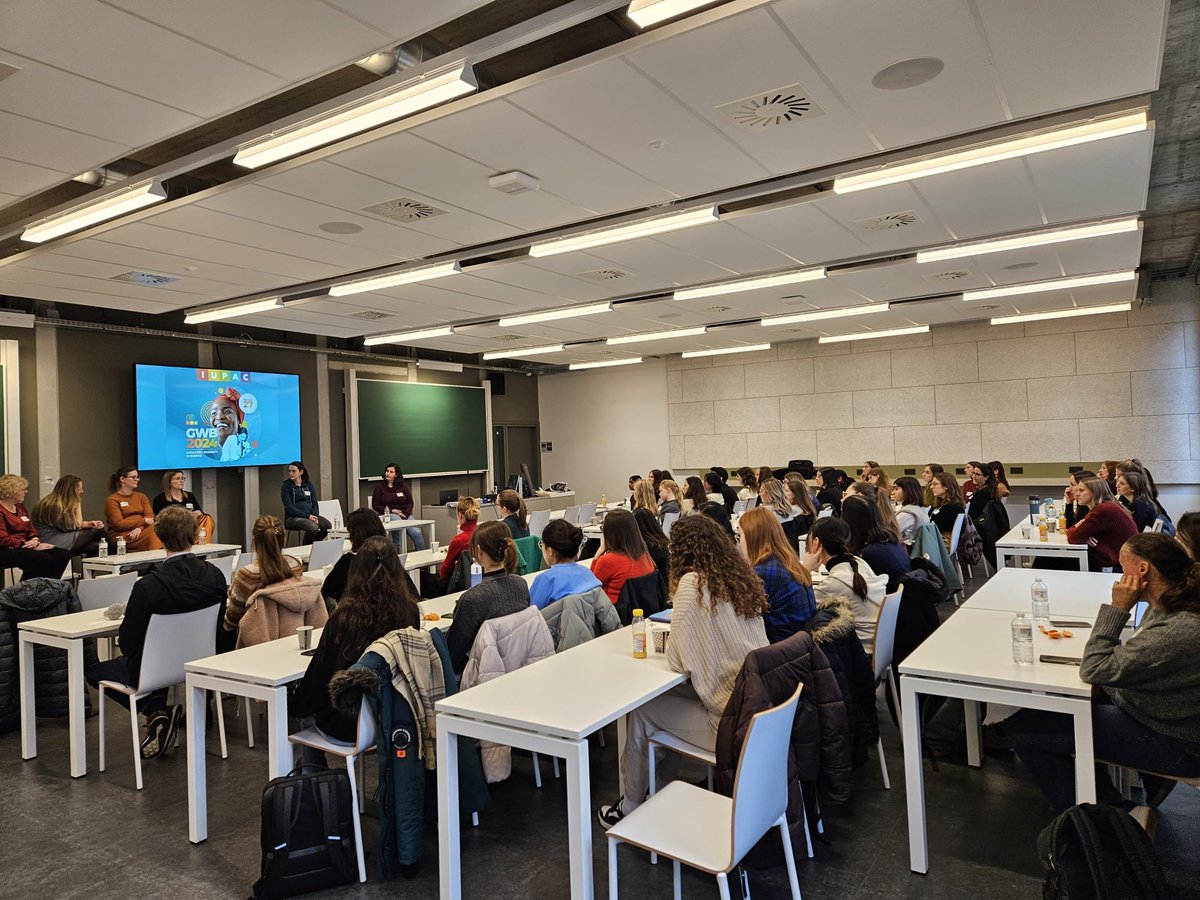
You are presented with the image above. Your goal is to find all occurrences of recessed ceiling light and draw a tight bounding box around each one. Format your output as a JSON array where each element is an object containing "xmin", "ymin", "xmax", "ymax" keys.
[
  {"xmin": 607, "ymin": 326, "xmax": 708, "ymax": 346},
  {"xmin": 682, "ymin": 344, "xmax": 772, "ymax": 358},
  {"xmin": 184, "ymin": 296, "xmax": 283, "ymax": 324},
  {"xmin": 989, "ymin": 302, "xmax": 1132, "ymax": 325},
  {"xmin": 819, "ymin": 325, "xmax": 929, "ymax": 344},
  {"xmin": 962, "ymin": 270, "xmax": 1136, "ymax": 301},
  {"xmin": 761, "ymin": 303, "xmax": 892, "ymax": 327},
  {"xmin": 363, "ymin": 325, "xmax": 454, "ymax": 346},
  {"xmin": 569, "ymin": 357, "xmax": 643, "ymax": 370},
  {"xmin": 482, "ymin": 343, "xmax": 564, "ymax": 360},
  {"xmin": 499, "ymin": 301, "xmax": 613, "ymax": 327},
  {"xmin": 328, "ymin": 261, "xmax": 461, "ymax": 296},
  {"xmin": 319, "ymin": 221, "xmax": 364, "ymax": 234},
  {"xmin": 917, "ymin": 217, "xmax": 1139, "ymax": 263},
  {"xmin": 871, "ymin": 57, "xmax": 945, "ymax": 91},
  {"xmin": 528, "ymin": 206, "xmax": 718, "ymax": 257},
  {"xmin": 22, "ymin": 180, "xmax": 168, "ymax": 243},
  {"xmin": 674, "ymin": 267, "xmax": 825, "ymax": 301}
]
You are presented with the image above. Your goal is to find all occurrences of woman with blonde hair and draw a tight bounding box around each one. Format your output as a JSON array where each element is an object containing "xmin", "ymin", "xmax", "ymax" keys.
[
  {"xmin": 657, "ymin": 479, "xmax": 684, "ymax": 519},
  {"xmin": 440, "ymin": 496, "xmax": 481, "ymax": 585},
  {"xmin": 223, "ymin": 514, "xmax": 305, "ymax": 649},
  {"xmin": 758, "ymin": 478, "xmax": 792, "ymax": 520},
  {"xmin": 739, "ymin": 506, "xmax": 815, "ymax": 643},
  {"xmin": 633, "ymin": 479, "xmax": 659, "ymax": 516},
  {"xmin": 0, "ymin": 474, "xmax": 73, "ymax": 579},
  {"xmin": 32, "ymin": 474, "xmax": 107, "ymax": 557}
]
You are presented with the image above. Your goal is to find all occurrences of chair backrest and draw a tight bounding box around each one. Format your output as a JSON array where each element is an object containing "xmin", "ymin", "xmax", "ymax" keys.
[
  {"xmin": 77, "ymin": 572, "xmax": 137, "ymax": 611},
  {"xmin": 733, "ymin": 499, "xmax": 748, "ymax": 515},
  {"xmin": 563, "ymin": 505, "xmax": 581, "ymax": 524},
  {"xmin": 234, "ymin": 551, "xmax": 256, "ymax": 571},
  {"xmin": 745, "ymin": 496, "xmax": 758, "ymax": 510},
  {"xmin": 871, "ymin": 585, "xmax": 904, "ymax": 680},
  {"xmin": 948, "ymin": 512, "xmax": 966, "ymax": 554},
  {"xmin": 353, "ymin": 695, "xmax": 377, "ymax": 753},
  {"xmin": 528, "ymin": 508, "xmax": 551, "ymax": 538},
  {"xmin": 1151, "ymin": 519, "xmax": 1164, "ymax": 533},
  {"xmin": 661, "ymin": 512, "xmax": 681, "ymax": 536},
  {"xmin": 478, "ymin": 503, "xmax": 499, "ymax": 521},
  {"xmin": 577, "ymin": 502, "xmax": 597, "ymax": 524},
  {"xmin": 729, "ymin": 683, "xmax": 803, "ymax": 864},
  {"xmin": 514, "ymin": 534, "xmax": 542, "ymax": 575},
  {"xmin": 307, "ymin": 539, "xmax": 345, "ymax": 571},
  {"xmin": 208, "ymin": 554, "xmax": 236, "ymax": 586},
  {"xmin": 317, "ymin": 499, "xmax": 343, "ymax": 526},
  {"xmin": 136, "ymin": 604, "xmax": 221, "ymax": 693},
  {"xmin": 817, "ymin": 507, "xmax": 833, "ymax": 519},
  {"xmin": 615, "ymin": 569, "xmax": 665, "ymax": 625}
]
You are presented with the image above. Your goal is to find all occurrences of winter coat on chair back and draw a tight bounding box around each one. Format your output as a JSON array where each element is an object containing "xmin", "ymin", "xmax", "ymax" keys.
[
  {"xmin": 540, "ymin": 587, "xmax": 620, "ymax": 652},
  {"xmin": 234, "ymin": 576, "xmax": 327, "ymax": 649}
]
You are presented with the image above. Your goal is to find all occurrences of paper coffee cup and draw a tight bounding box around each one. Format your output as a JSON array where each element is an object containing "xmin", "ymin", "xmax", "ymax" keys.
[{"xmin": 296, "ymin": 625, "xmax": 313, "ymax": 651}]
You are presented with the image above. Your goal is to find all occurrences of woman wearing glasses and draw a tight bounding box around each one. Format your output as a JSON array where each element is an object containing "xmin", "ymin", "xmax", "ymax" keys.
[{"xmin": 528, "ymin": 517, "xmax": 601, "ymax": 610}]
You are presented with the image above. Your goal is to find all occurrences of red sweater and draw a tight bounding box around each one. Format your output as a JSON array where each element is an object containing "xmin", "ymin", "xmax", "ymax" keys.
[
  {"xmin": 0, "ymin": 503, "xmax": 36, "ymax": 548},
  {"xmin": 1067, "ymin": 501, "xmax": 1137, "ymax": 570},
  {"xmin": 440, "ymin": 519, "xmax": 478, "ymax": 582},
  {"xmin": 590, "ymin": 551, "xmax": 655, "ymax": 605}
]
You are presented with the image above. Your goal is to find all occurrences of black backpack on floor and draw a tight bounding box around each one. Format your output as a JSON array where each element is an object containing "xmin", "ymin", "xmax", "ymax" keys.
[
  {"xmin": 1040, "ymin": 803, "xmax": 1167, "ymax": 899},
  {"xmin": 252, "ymin": 766, "xmax": 359, "ymax": 899}
]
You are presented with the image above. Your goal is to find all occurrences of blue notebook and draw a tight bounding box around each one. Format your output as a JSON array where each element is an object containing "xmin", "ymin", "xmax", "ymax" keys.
[{"xmin": 648, "ymin": 609, "xmax": 673, "ymax": 623}]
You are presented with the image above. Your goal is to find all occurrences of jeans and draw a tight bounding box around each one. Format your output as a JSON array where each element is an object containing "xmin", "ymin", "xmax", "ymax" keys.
[
  {"xmin": 619, "ymin": 685, "xmax": 716, "ymax": 813},
  {"xmin": 404, "ymin": 525, "xmax": 426, "ymax": 552},
  {"xmin": 286, "ymin": 516, "xmax": 330, "ymax": 546},
  {"xmin": 1006, "ymin": 697, "xmax": 1200, "ymax": 813}
]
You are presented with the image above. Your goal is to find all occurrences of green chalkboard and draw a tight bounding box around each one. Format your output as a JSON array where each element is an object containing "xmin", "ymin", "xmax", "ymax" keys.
[{"xmin": 356, "ymin": 379, "xmax": 488, "ymax": 478}]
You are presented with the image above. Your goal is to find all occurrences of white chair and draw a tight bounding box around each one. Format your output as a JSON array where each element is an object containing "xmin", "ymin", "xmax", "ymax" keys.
[
  {"xmin": 234, "ymin": 551, "xmax": 256, "ymax": 572},
  {"xmin": 77, "ymin": 572, "xmax": 137, "ymax": 611},
  {"xmin": 478, "ymin": 503, "xmax": 499, "ymax": 521},
  {"xmin": 732, "ymin": 499, "xmax": 748, "ymax": 515},
  {"xmin": 817, "ymin": 507, "xmax": 834, "ymax": 519},
  {"xmin": 288, "ymin": 697, "xmax": 377, "ymax": 883},
  {"xmin": 98, "ymin": 605, "xmax": 220, "ymax": 790},
  {"xmin": 871, "ymin": 586, "xmax": 905, "ymax": 790},
  {"xmin": 208, "ymin": 554, "xmax": 236, "ymax": 586},
  {"xmin": 307, "ymin": 539, "xmax": 345, "ymax": 571},
  {"xmin": 661, "ymin": 512, "xmax": 681, "ymax": 536},
  {"xmin": 528, "ymin": 509, "xmax": 551, "ymax": 538},
  {"xmin": 577, "ymin": 502, "xmax": 597, "ymax": 524},
  {"xmin": 948, "ymin": 512, "xmax": 967, "ymax": 603},
  {"xmin": 317, "ymin": 499, "xmax": 344, "ymax": 529},
  {"xmin": 563, "ymin": 505, "xmax": 581, "ymax": 525},
  {"xmin": 745, "ymin": 496, "xmax": 758, "ymax": 510},
  {"xmin": 1151, "ymin": 519, "xmax": 1165, "ymax": 533},
  {"xmin": 607, "ymin": 684, "xmax": 804, "ymax": 900}
]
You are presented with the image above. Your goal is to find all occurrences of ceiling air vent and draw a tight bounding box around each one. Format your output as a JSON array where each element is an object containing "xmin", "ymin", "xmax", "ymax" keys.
[
  {"xmin": 362, "ymin": 196, "xmax": 448, "ymax": 222},
  {"xmin": 706, "ymin": 305, "xmax": 732, "ymax": 313},
  {"xmin": 925, "ymin": 270, "xmax": 973, "ymax": 282},
  {"xmin": 576, "ymin": 269, "xmax": 628, "ymax": 282},
  {"xmin": 854, "ymin": 210, "xmax": 923, "ymax": 231},
  {"xmin": 110, "ymin": 271, "xmax": 180, "ymax": 286},
  {"xmin": 717, "ymin": 83, "xmax": 825, "ymax": 129},
  {"xmin": 492, "ymin": 333, "xmax": 523, "ymax": 342},
  {"xmin": 348, "ymin": 310, "xmax": 392, "ymax": 320}
]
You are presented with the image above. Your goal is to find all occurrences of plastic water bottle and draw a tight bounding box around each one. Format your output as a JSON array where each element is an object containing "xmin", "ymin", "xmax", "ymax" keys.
[
  {"xmin": 1011, "ymin": 613, "xmax": 1034, "ymax": 665},
  {"xmin": 1045, "ymin": 501, "xmax": 1057, "ymax": 533},
  {"xmin": 116, "ymin": 537, "xmax": 127, "ymax": 556},
  {"xmin": 470, "ymin": 561, "xmax": 482, "ymax": 588},
  {"xmin": 198, "ymin": 527, "xmax": 207, "ymax": 544},
  {"xmin": 1031, "ymin": 578, "xmax": 1050, "ymax": 625},
  {"xmin": 98, "ymin": 541, "xmax": 108, "ymax": 559},
  {"xmin": 1028, "ymin": 495, "xmax": 1041, "ymax": 525},
  {"xmin": 631, "ymin": 609, "xmax": 647, "ymax": 659}
]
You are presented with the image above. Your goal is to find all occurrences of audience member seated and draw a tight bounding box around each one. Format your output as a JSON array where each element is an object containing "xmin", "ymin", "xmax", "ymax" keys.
[
  {"xmin": 841, "ymin": 493, "xmax": 910, "ymax": 592},
  {"xmin": 740, "ymin": 506, "xmax": 815, "ymax": 644},
  {"xmin": 890, "ymin": 476, "xmax": 931, "ymax": 544},
  {"xmin": 1066, "ymin": 478, "xmax": 1138, "ymax": 572},
  {"xmin": 627, "ymin": 474, "xmax": 642, "ymax": 508},
  {"xmin": 804, "ymin": 516, "xmax": 888, "ymax": 650},
  {"xmin": 633, "ymin": 507, "xmax": 670, "ymax": 590},
  {"xmin": 756, "ymin": 465, "xmax": 774, "ymax": 487},
  {"xmin": 698, "ymin": 501, "xmax": 737, "ymax": 540},
  {"xmin": 446, "ymin": 520, "xmax": 531, "ymax": 675},
  {"xmin": 815, "ymin": 467, "xmax": 843, "ymax": 515},
  {"xmin": 648, "ymin": 469, "xmax": 664, "ymax": 495},
  {"xmin": 758, "ymin": 478, "xmax": 792, "ymax": 521},
  {"xmin": 598, "ymin": 514, "xmax": 768, "ymax": 827},
  {"xmin": 966, "ymin": 465, "xmax": 1007, "ymax": 567},
  {"xmin": 863, "ymin": 466, "xmax": 891, "ymax": 497},
  {"xmin": 223, "ymin": 514, "xmax": 311, "ymax": 651},
  {"xmin": 657, "ymin": 479, "xmax": 684, "ymax": 520},
  {"xmin": 528, "ymin": 518, "xmax": 601, "ymax": 611},
  {"xmin": 590, "ymin": 509, "xmax": 655, "ymax": 605},
  {"xmin": 291, "ymin": 536, "xmax": 420, "ymax": 764},
  {"xmin": 1118, "ymin": 459, "xmax": 1172, "ymax": 524},
  {"xmin": 988, "ymin": 460, "xmax": 1011, "ymax": 499},
  {"xmin": 1063, "ymin": 470, "xmax": 1095, "ymax": 527},
  {"xmin": 682, "ymin": 476, "xmax": 707, "ymax": 515},
  {"xmin": 735, "ymin": 467, "xmax": 759, "ymax": 501},
  {"xmin": 703, "ymin": 471, "xmax": 738, "ymax": 514},
  {"xmin": 1177, "ymin": 512, "xmax": 1200, "ymax": 559},
  {"xmin": 845, "ymin": 480, "xmax": 903, "ymax": 545},
  {"xmin": 105, "ymin": 466, "xmax": 162, "ymax": 552},
  {"xmin": 962, "ymin": 462, "xmax": 982, "ymax": 499},
  {"xmin": 371, "ymin": 463, "xmax": 426, "ymax": 551},
  {"xmin": 84, "ymin": 506, "xmax": 226, "ymax": 759},
  {"xmin": 632, "ymin": 480, "xmax": 659, "ymax": 516},
  {"xmin": 0, "ymin": 474, "xmax": 73, "ymax": 580},
  {"xmin": 1005, "ymin": 534, "xmax": 1200, "ymax": 814},
  {"xmin": 497, "ymin": 489, "xmax": 530, "ymax": 539},
  {"xmin": 322, "ymin": 508, "xmax": 386, "ymax": 607},
  {"xmin": 922, "ymin": 463, "xmax": 944, "ymax": 507},
  {"xmin": 1097, "ymin": 460, "xmax": 1120, "ymax": 497},
  {"xmin": 152, "ymin": 470, "xmax": 215, "ymax": 543},
  {"xmin": 281, "ymin": 460, "xmax": 330, "ymax": 546},
  {"xmin": 928, "ymin": 472, "xmax": 966, "ymax": 547},
  {"xmin": 31, "ymin": 474, "xmax": 106, "ymax": 558},
  {"xmin": 783, "ymin": 473, "xmax": 817, "ymax": 535},
  {"xmin": 860, "ymin": 460, "xmax": 880, "ymax": 479},
  {"xmin": 439, "ymin": 497, "xmax": 480, "ymax": 587},
  {"xmin": 1116, "ymin": 470, "xmax": 1158, "ymax": 532}
]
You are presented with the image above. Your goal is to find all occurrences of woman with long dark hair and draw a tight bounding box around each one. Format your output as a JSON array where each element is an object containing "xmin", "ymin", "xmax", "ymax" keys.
[
  {"xmin": 804, "ymin": 516, "xmax": 888, "ymax": 650},
  {"xmin": 322, "ymin": 507, "xmax": 386, "ymax": 605},
  {"xmin": 703, "ymin": 471, "xmax": 738, "ymax": 515},
  {"xmin": 591, "ymin": 509, "xmax": 654, "ymax": 604},
  {"xmin": 683, "ymin": 476, "xmax": 708, "ymax": 514},
  {"xmin": 281, "ymin": 460, "xmax": 329, "ymax": 545},
  {"xmin": 632, "ymin": 507, "xmax": 670, "ymax": 588},
  {"xmin": 840, "ymin": 493, "xmax": 910, "ymax": 592},
  {"xmin": 1116, "ymin": 470, "xmax": 1158, "ymax": 533},
  {"xmin": 815, "ymin": 467, "xmax": 843, "ymax": 515},
  {"xmin": 372, "ymin": 462, "xmax": 426, "ymax": 550},
  {"xmin": 890, "ymin": 476, "xmax": 930, "ymax": 544}
]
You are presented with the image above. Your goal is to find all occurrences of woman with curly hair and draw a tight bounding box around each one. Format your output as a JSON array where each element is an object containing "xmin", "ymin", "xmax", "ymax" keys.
[{"xmin": 598, "ymin": 514, "xmax": 768, "ymax": 827}]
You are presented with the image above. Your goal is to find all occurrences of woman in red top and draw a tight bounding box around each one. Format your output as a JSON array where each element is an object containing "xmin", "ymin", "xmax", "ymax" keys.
[
  {"xmin": 1067, "ymin": 477, "xmax": 1138, "ymax": 572},
  {"xmin": 0, "ymin": 474, "xmax": 73, "ymax": 580},
  {"xmin": 439, "ymin": 497, "xmax": 480, "ymax": 585},
  {"xmin": 590, "ymin": 509, "xmax": 655, "ymax": 604}
]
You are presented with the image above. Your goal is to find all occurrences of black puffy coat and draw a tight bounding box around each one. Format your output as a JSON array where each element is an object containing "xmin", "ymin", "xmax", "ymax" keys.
[
  {"xmin": 802, "ymin": 596, "xmax": 878, "ymax": 770},
  {"xmin": 0, "ymin": 578, "xmax": 95, "ymax": 733}
]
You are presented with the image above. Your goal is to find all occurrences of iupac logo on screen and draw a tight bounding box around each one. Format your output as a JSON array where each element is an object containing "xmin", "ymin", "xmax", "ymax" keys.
[{"xmin": 196, "ymin": 369, "xmax": 252, "ymax": 383}]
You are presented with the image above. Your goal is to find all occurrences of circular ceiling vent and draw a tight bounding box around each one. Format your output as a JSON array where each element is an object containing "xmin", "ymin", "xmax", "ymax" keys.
[
  {"xmin": 871, "ymin": 57, "xmax": 946, "ymax": 91},
  {"xmin": 319, "ymin": 221, "xmax": 363, "ymax": 234},
  {"xmin": 854, "ymin": 210, "xmax": 924, "ymax": 231},
  {"xmin": 717, "ymin": 83, "xmax": 826, "ymax": 129},
  {"xmin": 575, "ymin": 268, "xmax": 628, "ymax": 281}
]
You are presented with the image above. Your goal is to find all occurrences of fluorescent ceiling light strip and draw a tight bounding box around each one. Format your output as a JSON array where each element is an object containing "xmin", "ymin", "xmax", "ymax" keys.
[
  {"xmin": 990, "ymin": 302, "xmax": 1132, "ymax": 325},
  {"xmin": 234, "ymin": 64, "xmax": 478, "ymax": 169},
  {"xmin": 22, "ymin": 180, "xmax": 167, "ymax": 243},
  {"xmin": 673, "ymin": 268, "xmax": 826, "ymax": 301},
  {"xmin": 917, "ymin": 218, "xmax": 1140, "ymax": 263},
  {"xmin": 482, "ymin": 344, "xmax": 565, "ymax": 360},
  {"xmin": 528, "ymin": 206, "xmax": 718, "ymax": 258},
  {"xmin": 328, "ymin": 261, "xmax": 461, "ymax": 296},
  {"xmin": 569, "ymin": 357, "xmax": 643, "ymax": 370},
  {"xmin": 760, "ymin": 303, "xmax": 891, "ymax": 327},
  {"xmin": 682, "ymin": 343, "xmax": 772, "ymax": 358},
  {"xmin": 184, "ymin": 296, "xmax": 284, "ymax": 325},
  {"xmin": 499, "ymin": 301, "xmax": 613, "ymax": 327},
  {"xmin": 363, "ymin": 325, "xmax": 454, "ymax": 346},
  {"xmin": 962, "ymin": 270, "xmax": 1135, "ymax": 302},
  {"xmin": 626, "ymin": 0, "xmax": 710, "ymax": 28},
  {"xmin": 818, "ymin": 325, "xmax": 929, "ymax": 344},
  {"xmin": 607, "ymin": 326, "xmax": 708, "ymax": 346},
  {"xmin": 833, "ymin": 110, "xmax": 1148, "ymax": 194}
]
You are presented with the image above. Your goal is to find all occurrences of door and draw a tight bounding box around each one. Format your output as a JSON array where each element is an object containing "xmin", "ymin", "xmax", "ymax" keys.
[{"xmin": 505, "ymin": 425, "xmax": 540, "ymax": 489}]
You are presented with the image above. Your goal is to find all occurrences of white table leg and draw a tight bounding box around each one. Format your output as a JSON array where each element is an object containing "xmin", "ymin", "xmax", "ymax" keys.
[
  {"xmin": 901, "ymin": 677, "xmax": 928, "ymax": 874},
  {"xmin": 1075, "ymin": 552, "xmax": 1087, "ymax": 572},
  {"xmin": 1072, "ymin": 701, "xmax": 1097, "ymax": 803},
  {"xmin": 18, "ymin": 632, "xmax": 36, "ymax": 761},
  {"xmin": 267, "ymin": 685, "xmax": 290, "ymax": 779},
  {"xmin": 963, "ymin": 700, "xmax": 982, "ymax": 768},
  {"xmin": 67, "ymin": 639, "xmax": 86, "ymax": 777},
  {"xmin": 564, "ymin": 738, "xmax": 593, "ymax": 900},
  {"xmin": 617, "ymin": 714, "xmax": 628, "ymax": 794},
  {"xmin": 438, "ymin": 719, "xmax": 461, "ymax": 900},
  {"xmin": 187, "ymin": 677, "xmax": 208, "ymax": 843}
]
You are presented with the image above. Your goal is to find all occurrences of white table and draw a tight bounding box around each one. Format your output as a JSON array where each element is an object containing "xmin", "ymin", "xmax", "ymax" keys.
[
  {"xmin": 962, "ymin": 567, "xmax": 1119, "ymax": 618},
  {"xmin": 18, "ymin": 609, "xmax": 121, "ymax": 777},
  {"xmin": 994, "ymin": 522, "xmax": 1088, "ymax": 571},
  {"xmin": 436, "ymin": 627, "xmax": 687, "ymax": 900},
  {"xmin": 81, "ymin": 543, "xmax": 241, "ymax": 577},
  {"xmin": 328, "ymin": 517, "xmax": 436, "ymax": 553},
  {"xmin": 900, "ymin": 607, "xmax": 1096, "ymax": 874}
]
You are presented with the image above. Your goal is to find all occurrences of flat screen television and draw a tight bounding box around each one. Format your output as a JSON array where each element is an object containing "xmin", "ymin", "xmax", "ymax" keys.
[{"xmin": 135, "ymin": 364, "xmax": 301, "ymax": 471}]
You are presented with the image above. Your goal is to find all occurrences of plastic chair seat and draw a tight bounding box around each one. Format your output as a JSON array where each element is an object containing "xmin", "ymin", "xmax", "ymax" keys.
[
  {"xmin": 288, "ymin": 728, "xmax": 359, "ymax": 756},
  {"xmin": 649, "ymin": 731, "xmax": 715, "ymax": 767},
  {"xmin": 607, "ymin": 782, "xmax": 733, "ymax": 874}
]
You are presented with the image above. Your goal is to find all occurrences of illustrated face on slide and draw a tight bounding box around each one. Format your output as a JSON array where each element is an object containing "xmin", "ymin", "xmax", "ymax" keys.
[{"xmin": 209, "ymin": 396, "xmax": 239, "ymax": 445}]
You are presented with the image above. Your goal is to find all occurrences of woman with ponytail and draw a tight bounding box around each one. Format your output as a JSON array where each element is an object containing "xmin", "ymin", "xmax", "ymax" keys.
[
  {"xmin": 291, "ymin": 537, "xmax": 420, "ymax": 763},
  {"xmin": 497, "ymin": 488, "xmax": 529, "ymax": 539},
  {"xmin": 446, "ymin": 520, "xmax": 531, "ymax": 674},
  {"xmin": 804, "ymin": 517, "xmax": 888, "ymax": 651},
  {"xmin": 222, "ymin": 514, "xmax": 305, "ymax": 646},
  {"xmin": 1006, "ymin": 533, "xmax": 1200, "ymax": 813}
]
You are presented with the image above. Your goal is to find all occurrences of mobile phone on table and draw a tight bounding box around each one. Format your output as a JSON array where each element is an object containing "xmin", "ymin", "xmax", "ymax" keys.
[
  {"xmin": 1039, "ymin": 654, "xmax": 1081, "ymax": 666},
  {"xmin": 1049, "ymin": 620, "xmax": 1091, "ymax": 628},
  {"xmin": 301, "ymin": 648, "xmax": 317, "ymax": 657}
]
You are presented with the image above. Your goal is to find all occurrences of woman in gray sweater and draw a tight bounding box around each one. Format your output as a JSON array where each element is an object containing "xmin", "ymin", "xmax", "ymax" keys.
[
  {"xmin": 446, "ymin": 520, "xmax": 530, "ymax": 675},
  {"xmin": 1006, "ymin": 532, "xmax": 1200, "ymax": 813}
]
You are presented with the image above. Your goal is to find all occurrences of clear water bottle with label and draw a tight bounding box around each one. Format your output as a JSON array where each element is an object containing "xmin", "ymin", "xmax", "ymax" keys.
[
  {"xmin": 1031, "ymin": 577, "xmax": 1050, "ymax": 625},
  {"xmin": 470, "ymin": 561, "xmax": 483, "ymax": 588},
  {"xmin": 116, "ymin": 537, "xmax": 127, "ymax": 556},
  {"xmin": 98, "ymin": 540, "xmax": 108, "ymax": 559},
  {"xmin": 1011, "ymin": 613, "xmax": 1034, "ymax": 664},
  {"xmin": 198, "ymin": 527, "xmax": 207, "ymax": 544}
]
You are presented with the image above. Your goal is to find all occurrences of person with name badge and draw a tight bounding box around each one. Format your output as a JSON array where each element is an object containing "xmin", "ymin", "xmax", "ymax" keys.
[
  {"xmin": 203, "ymin": 387, "xmax": 251, "ymax": 462},
  {"xmin": 105, "ymin": 466, "xmax": 162, "ymax": 552},
  {"xmin": 281, "ymin": 460, "xmax": 329, "ymax": 545},
  {"xmin": 152, "ymin": 470, "xmax": 215, "ymax": 544},
  {"xmin": 0, "ymin": 474, "xmax": 73, "ymax": 579},
  {"xmin": 31, "ymin": 474, "xmax": 107, "ymax": 558},
  {"xmin": 370, "ymin": 462, "xmax": 426, "ymax": 551}
]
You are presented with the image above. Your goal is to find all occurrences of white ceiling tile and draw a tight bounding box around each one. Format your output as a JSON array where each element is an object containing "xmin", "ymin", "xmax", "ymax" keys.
[
  {"xmin": 0, "ymin": 110, "xmax": 125, "ymax": 183},
  {"xmin": 807, "ymin": 183, "xmax": 954, "ymax": 252},
  {"xmin": 0, "ymin": 155, "xmax": 71, "ymax": 198},
  {"xmin": 320, "ymin": 0, "xmax": 489, "ymax": 37},
  {"xmin": 1025, "ymin": 131, "xmax": 1154, "ymax": 223},
  {"xmin": 654, "ymin": 221, "xmax": 803, "ymax": 273},
  {"xmin": 51, "ymin": 240, "xmax": 286, "ymax": 291},
  {"xmin": 909, "ymin": 158, "xmax": 1044, "ymax": 240},
  {"xmin": 0, "ymin": 267, "xmax": 197, "ymax": 309},
  {"xmin": 19, "ymin": 253, "xmax": 247, "ymax": 297}
]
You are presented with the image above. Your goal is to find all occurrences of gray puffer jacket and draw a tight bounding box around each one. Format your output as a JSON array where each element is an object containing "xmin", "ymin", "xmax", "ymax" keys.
[
  {"xmin": 0, "ymin": 578, "xmax": 94, "ymax": 733},
  {"xmin": 540, "ymin": 587, "xmax": 621, "ymax": 652}
]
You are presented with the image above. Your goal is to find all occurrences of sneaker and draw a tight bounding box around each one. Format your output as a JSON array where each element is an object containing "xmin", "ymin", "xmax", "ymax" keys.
[
  {"xmin": 597, "ymin": 798, "xmax": 626, "ymax": 829},
  {"xmin": 163, "ymin": 704, "xmax": 185, "ymax": 754},
  {"xmin": 140, "ymin": 713, "xmax": 170, "ymax": 759},
  {"xmin": 1139, "ymin": 773, "xmax": 1178, "ymax": 808}
]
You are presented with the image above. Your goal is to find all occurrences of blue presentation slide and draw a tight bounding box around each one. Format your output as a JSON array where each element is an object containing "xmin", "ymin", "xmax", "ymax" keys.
[{"xmin": 135, "ymin": 365, "xmax": 301, "ymax": 471}]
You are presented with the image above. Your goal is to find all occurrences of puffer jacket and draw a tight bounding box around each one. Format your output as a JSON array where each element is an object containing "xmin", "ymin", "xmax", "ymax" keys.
[
  {"xmin": 460, "ymin": 606, "xmax": 554, "ymax": 781},
  {"xmin": 0, "ymin": 578, "xmax": 95, "ymax": 733},
  {"xmin": 540, "ymin": 587, "xmax": 620, "ymax": 652},
  {"xmin": 715, "ymin": 629, "xmax": 851, "ymax": 860},
  {"xmin": 802, "ymin": 595, "xmax": 878, "ymax": 771},
  {"xmin": 329, "ymin": 627, "xmax": 489, "ymax": 877},
  {"xmin": 234, "ymin": 576, "xmax": 327, "ymax": 649}
]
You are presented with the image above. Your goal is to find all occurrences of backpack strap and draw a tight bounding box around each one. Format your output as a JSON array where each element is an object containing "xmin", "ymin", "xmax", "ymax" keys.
[
  {"xmin": 316, "ymin": 776, "xmax": 358, "ymax": 882},
  {"xmin": 1110, "ymin": 806, "xmax": 1168, "ymax": 893},
  {"xmin": 1067, "ymin": 806, "xmax": 1113, "ymax": 900}
]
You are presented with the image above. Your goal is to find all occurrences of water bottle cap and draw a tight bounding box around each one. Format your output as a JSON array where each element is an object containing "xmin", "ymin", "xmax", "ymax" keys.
[{"xmin": 632, "ymin": 609, "xmax": 643, "ymax": 617}]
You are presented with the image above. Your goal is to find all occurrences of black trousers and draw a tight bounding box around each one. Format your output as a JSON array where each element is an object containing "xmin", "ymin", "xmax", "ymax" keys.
[{"xmin": 85, "ymin": 657, "xmax": 168, "ymax": 715}]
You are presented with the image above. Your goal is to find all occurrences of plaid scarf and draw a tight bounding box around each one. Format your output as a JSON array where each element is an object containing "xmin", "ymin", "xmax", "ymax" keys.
[{"xmin": 366, "ymin": 628, "xmax": 447, "ymax": 770}]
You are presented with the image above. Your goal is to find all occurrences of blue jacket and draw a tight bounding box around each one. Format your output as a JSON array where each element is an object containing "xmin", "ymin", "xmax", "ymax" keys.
[
  {"xmin": 281, "ymin": 480, "xmax": 318, "ymax": 519},
  {"xmin": 754, "ymin": 556, "xmax": 816, "ymax": 644}
]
